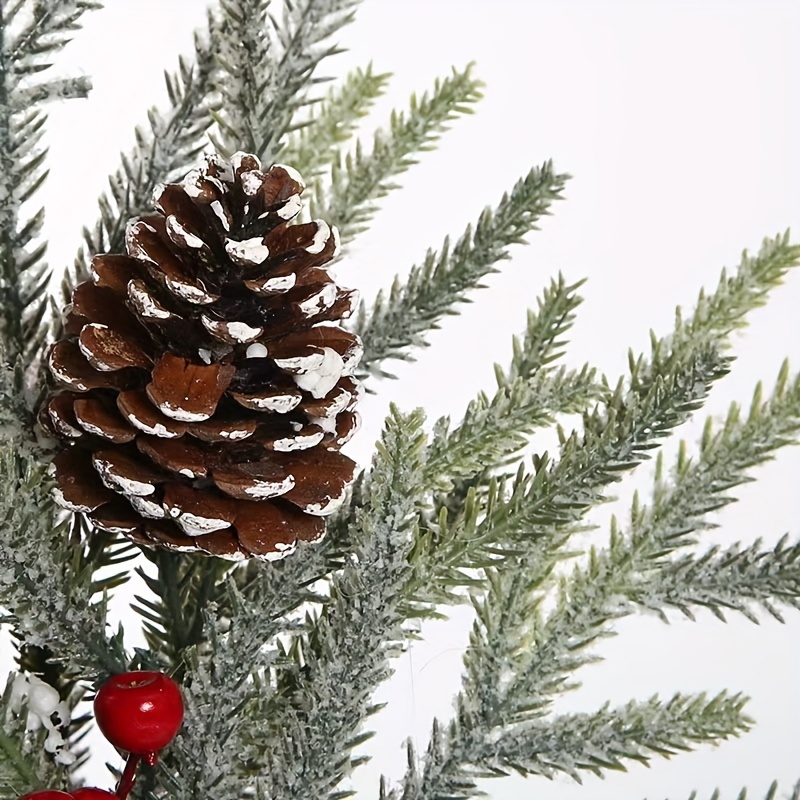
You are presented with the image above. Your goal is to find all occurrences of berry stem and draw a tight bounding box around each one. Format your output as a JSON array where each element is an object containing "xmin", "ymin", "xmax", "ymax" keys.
[{"xmin": 115, "ymin": 753, "xmax": 140, "ymax": 799}]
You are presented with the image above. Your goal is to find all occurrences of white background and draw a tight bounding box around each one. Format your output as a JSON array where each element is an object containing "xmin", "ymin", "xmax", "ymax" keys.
[{"xmin": 1, "ymin": 1, "xmax": 799, "ymax": 798}]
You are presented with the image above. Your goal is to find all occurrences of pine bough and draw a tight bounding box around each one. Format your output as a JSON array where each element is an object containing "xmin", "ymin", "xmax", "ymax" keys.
[{"xmin": 0, "ymin": 2, "xmax": 798, "ymax": 800}]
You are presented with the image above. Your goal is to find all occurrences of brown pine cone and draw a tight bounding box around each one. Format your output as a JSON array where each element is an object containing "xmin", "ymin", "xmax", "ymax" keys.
[{"xmin": 42, "ymin": 152, "xmax": 361, "ymax": 561}]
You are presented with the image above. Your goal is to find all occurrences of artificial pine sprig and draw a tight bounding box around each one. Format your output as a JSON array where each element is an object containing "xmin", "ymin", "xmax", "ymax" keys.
[
  {"xmin": 451, "ymin": 347, "xmax": 745, "ymax": 730},
  {"xmin": 68, "ymin": 13, "xmax": 218, "ymax": 294},
  {"xmin": 503, "ymin": 274, "xmax": 586, "ymax": 382},
  {"xmin": 425, "ymin": 364, "xmax": 600, "ymax": 489},
  {"xmin": 457, "ymin": 360, "xmax": 800, "ymax": 737},
  {"xmin": 639, "ymin": 535, "xmax": 800, "ymax": 623},
  {"xmin": 416, "ymin": 274, "xmax": 590, "ymax": 553},
  {"xmin": 671, "ymin": 780, "xmax": 800, "ymax": 800},
  {"xmin": 316, "ymin": 64, "xmax": 484, "ymax": 242},
  {"xmin": 0, "ymin": 450, "xmax": 127, "ymax": 680},
  {"xmin": 211, "ymin": 0, "xmax": 274, "ymax": 157},
  {"xmin": 259, "ymin": 406, "xmax": 428, "ymax": 800},
  {"xmin": 0, "ymin": 3, "xmax": 798, "ymax": 799},
  {"xmin": 4, "ymin": 1, "xmax": 102, "ymax": 67},
  {"xmin": 404, "ymin": 345, "xmax": 727, "ymax": 620},
  {"xmin": 131, "ymin": 552, "xmax": 230, "ymax": 670},
  {"xmin": 281, "ymin": 62, "xmax": 391, "ymax": 179},
  {"xmin": 393, "ymin": 692, "xmax": 752, "ymax": 800},
  {"xmin": 212, "ymin": 0, "xmax": 360, "ymax": 162},
  {"xmin": 0, "ymin": 1, "xmax": 96, "ymax": 370},
  {"xmin": 356, "ymin": 162, "xmax": 569, "ymax": 377},
  {"xmin": 377, "ymin": 240, "xmax": 800, "ymax": 797},
  {"xmin": 471, "ymin": 231, "xmax": 800, "ymax": 547}
]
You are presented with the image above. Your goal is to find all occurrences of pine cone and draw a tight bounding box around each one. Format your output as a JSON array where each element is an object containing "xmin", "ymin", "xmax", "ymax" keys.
[{"xmin": 42, "ymin": 153, "xmax": 361, "ymax": 561}]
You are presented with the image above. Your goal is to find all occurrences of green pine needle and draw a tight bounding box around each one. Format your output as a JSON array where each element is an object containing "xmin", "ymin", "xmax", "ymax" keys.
[
  {"xmin": 356, "ymin": 161, "xmax": 569, "ymax": 378},
  {"xmin": 0, "ymin": 1, "xmax": 100, "ymax": 368},
  {"xmin": 67, "ymin": 18, "xmax": 218, "ymax": 297},
  {"xmin": 212, "ymin": 0, "xmax": 360, "ymax": 162},
  {"xmin": 316, "ymin": 64, "xmax": 485, "ymax": 242},
  {"xmin": 393, "ymin": 693, "xmax": 751, "ymax": 800},
  {"xmin": 281, "ymin": 62, "xmax": 391, "ymax": 179}
]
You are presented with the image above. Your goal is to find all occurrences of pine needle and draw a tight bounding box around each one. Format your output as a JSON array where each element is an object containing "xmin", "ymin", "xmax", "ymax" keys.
[
  {"xmin": 356, "ymin": 161, "xmax": 569, "ymax": 377},
  {"xmin": 280, "ymin": 62, "xmax": 391, "ymax": 178},
  {"xmin": 316, "ymin": 64, "xmax": 484, "ymax": 242}
]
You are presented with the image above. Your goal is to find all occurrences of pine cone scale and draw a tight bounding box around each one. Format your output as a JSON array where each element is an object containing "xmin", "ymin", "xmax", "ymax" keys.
[
  {"xmin": 51, "ymin": 449, "xmax": 117, "ymax": 513},
  {"xmin": 73, "ymin": 396, "xmax": 138, "ymax": 443},
  {"xmin": 78, "ymin": 323, "xmax": 153, "ymax": 372},
  {"xmin": 146, "ymin": 354, "xmax": 235, "ymax": 422},
  {"xmin": 90, "ymin": 253, "xmax": 142, "ymax": 292},
  {"xmin": 48, "ymin": 341, "xmax": 136, "ymax": 392},
  {"xmin": 136, "ymin": 435, "xmax": 213, "ymax": 479},
  {"xmin": 116, "ymin": 389, "xmax": 188, "ymax": 438}
]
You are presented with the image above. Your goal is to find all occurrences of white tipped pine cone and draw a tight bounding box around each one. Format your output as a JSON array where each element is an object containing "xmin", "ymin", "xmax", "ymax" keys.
[{"xmin": 42, "ymin": 152, "xmax": 361, "ymax": 561}]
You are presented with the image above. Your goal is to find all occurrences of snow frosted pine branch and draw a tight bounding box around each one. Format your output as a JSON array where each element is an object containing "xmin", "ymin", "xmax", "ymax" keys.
[
  {"xmin": 356, "ymin": 161, "xmax": 569, "ymax": 378},
  {"xmin": 0, "ymin": 0, "xmax": 96, "ymax": 367},
  {"xmin": 0, "ymin": 2, "xmax": 799, "ymax": 800}
]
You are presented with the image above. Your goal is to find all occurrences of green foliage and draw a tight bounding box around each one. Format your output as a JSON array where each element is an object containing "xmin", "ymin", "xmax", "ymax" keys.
[
  {"xmin": 316, "ymin": 64, "xmax": 484, "ymax": 241},
  {"xmin": 457, "ymin": 358, "xmax": 800, "ymax": 744},
  {"xmin": 393, "ymin": 693, "xmax": 751, "ymax": 800},
  {"xmin": 281, "ymin": 63, "xmax": 391, "ymax": 179},
  {"xmin": 407, "ymin": 346, "xmax": 728, "ymax": 621},
  {"xmin": 0, "ymin": 0, "xmax": 99, "ymax": 373},
  {"xmin": 641, "ymin": 534, "xmax": 800, "ymax": 623},
  {"xmin": 628, "ymin": 361, "xmax": 800, "ymax": 561},
  {"xmin": 0, "ymin": 3, "xmax": 798, "ymax": 800},
  {"xmin": 677, "ymin": 232, "xmax": 800, "ymax": 349},
  {"xmin": 131, "ymin": 551, "xmax": 231, "ymax": 670},
  {"xmin": 456, "ymin": 350, "xmax": 730, "ymax": 724},
  {"xmin": 487, "ymin": 692, "xmax": 751, "ymax": 780},
  {"xmin": 0, "ymin": 447, "xmax": 128, "ymax": 681},
  {"xmin": 259, "ymin": 406, "xmax": 429, "ymax": 800},
  {"xmin": 0, "ymin": 683, "xmax": 46, "ymax": 799},
  {"xmin": 0, "ymin": 668, "xmax": 94, "ymax": 799},
  {"xmin": 356, "ymin": 162, "xmax": 569, "ymax": 378},
  {"xmin": 674, "ymin": 782, "xmax": 800, "ymax": 800},
  {"xmin": 67, "ymin": 13, "xmax": 218, "ymax": 296},
  {"xmin": 503, "ymin": 273, "xmax": 586, "ymax": 382},
  {"xmin": 408, "ymin": 274, "xmax": 590, "ymax": 549},
  {"xmin": 426, "ymin": 365, "xmax": 600, "ymax": 489},
  {"xmin": 212, "ymin": 0, "xmax": 360, "ymax": 161},
  {"xmin": 5, "ymin": 1, "xmax": 103, "ymax": 68},
  {"xmin": 211, "ymin": 0, "xmax": 273, "ymax": 156}
]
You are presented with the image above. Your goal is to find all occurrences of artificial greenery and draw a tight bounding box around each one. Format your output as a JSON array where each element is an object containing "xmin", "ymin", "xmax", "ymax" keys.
[{"xmin": 0, "ymin": 2, "xmax": 797, "ymax": 800}]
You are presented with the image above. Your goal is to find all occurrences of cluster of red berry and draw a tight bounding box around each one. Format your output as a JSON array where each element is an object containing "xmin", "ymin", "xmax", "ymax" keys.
[{"xmin": 18, "ymin": 671, "xmax": 183, "ymax": 800}]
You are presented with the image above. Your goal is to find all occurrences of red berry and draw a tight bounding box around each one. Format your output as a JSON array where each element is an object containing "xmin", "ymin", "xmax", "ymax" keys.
[
  {"xmin": 94, "ymin": 671, "xmax": 183, "ymax": 755},
  {"xmin": 17, "ymin": 793, "xmax": 73, "ymax": 800}
]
